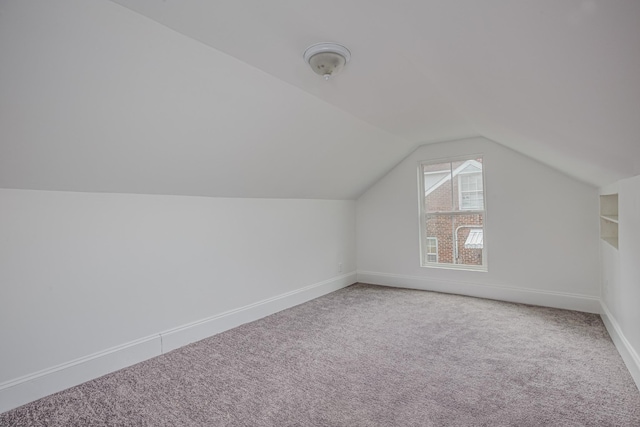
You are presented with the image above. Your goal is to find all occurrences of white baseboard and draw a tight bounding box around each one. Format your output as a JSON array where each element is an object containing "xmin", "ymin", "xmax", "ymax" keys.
[
  {"xmin": 600, "ymin": 301, "xmax": 640, "ymax": 390},
  {"xmin": 0, "ymin": 272, "xmax": 356, "ymax": 414},
  {"xmin": 0, "ymin": 335, "xmax": 161, "ymax": 415},
  {"xmin": 161, "ymin": 272, "xmax": 357, "ymax": 352},
  {"xmin": 357, "ymin": 271, "xmax": 601, "ymax": 313}
]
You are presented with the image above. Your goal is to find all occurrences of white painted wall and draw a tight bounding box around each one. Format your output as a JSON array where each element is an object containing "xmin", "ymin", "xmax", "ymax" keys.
[
  {"xmin": 600, "ymin": 176, "xmax": 640, "ymax": 387},
  {"xmin": 0, "ymin": 189, "xmax": 356, "ymax": 410},
  {"xmin": 357, "ymin": 137, "xmax": 600, "ymax": 312}
]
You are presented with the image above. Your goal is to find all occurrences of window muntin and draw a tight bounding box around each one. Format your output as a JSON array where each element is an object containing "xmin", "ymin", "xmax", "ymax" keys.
[{"xmin": 419, "ymin": 156, "xmax": 486, "ymax": 270}]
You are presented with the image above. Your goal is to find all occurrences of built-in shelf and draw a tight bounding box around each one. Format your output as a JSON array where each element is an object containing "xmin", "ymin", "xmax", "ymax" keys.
[
  {"xmin": 600, "ymin": 215, "xmax": 618, "ymax": 224},
  {"xmin": 600, "ymin": 194, "xmax": 618, "ymax": 249}
]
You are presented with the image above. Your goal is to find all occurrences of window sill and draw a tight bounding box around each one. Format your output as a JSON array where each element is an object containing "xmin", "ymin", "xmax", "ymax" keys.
[{"xmin": 420, "ymin": 263, "xmax": 488, "ymax": 272}]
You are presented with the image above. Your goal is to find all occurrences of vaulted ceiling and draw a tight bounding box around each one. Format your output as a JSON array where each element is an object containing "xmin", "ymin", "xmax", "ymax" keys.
[{"xmin": 1, "ymin": 0, "xmax": 639, "ymax": 199}]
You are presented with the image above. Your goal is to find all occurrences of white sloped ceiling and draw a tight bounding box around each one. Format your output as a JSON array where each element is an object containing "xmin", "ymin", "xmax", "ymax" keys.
[
  {"xmin": 0, "ymin": 0, "xmax": 415, "ymax": 199},
  {"xmin": 109, "ymin": 0, "xmax": 640, "ymax": 187},
  {"xmin": 2, "ymin": 0, "xmax": 639, "ymax": 199}
]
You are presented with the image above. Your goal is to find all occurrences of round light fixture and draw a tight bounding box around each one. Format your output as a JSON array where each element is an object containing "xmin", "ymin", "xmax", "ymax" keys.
[{"xmin": 303, "ymin": 42, "xmax": 351, "ymax": 80}]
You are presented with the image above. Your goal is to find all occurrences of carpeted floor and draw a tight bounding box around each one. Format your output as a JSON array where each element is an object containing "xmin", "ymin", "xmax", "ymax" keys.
[{"xmin": 2, "ymin": 283, "xmax": 639, "ymax": 426}]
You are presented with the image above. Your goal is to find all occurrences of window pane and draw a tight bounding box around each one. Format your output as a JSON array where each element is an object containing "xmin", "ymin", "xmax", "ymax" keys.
[
  {"xmin": 423, "ymin": 162, "xmax": 453, "ymax": 212},
  {"xmin": 452, "ymin": 158, "xmax": 483, "ymax": 211},
  {"xmin": 460, "ymin": 173, "xmax": 483, "ymax": 210},
  {"xmin": 420, "ymin": 155, "xmax": 486, "ymax": 270},
  {"xmin": 425, "ymin": 214, "xmax": 453, "ymax": 264},
  {"xmin": 452, "ymin": 214, "xmax": 484, "ymax": 266}
]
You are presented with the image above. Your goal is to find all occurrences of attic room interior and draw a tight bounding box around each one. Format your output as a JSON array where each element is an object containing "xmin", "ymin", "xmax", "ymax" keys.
[{"xmin": 1, "ymin": 0, "xmax": 639, "ymax": 425}]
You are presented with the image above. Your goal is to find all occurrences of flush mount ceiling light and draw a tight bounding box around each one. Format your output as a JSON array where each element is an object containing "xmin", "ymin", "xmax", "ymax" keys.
[{"xmin": 303, "ymin": 42, "xmax": 351, "ymax": 80}]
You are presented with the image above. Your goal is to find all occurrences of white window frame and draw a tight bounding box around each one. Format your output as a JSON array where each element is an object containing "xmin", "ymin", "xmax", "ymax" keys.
[{"xmin": 418, "ymin": 155, "xmax": 488, "ymax": 271}]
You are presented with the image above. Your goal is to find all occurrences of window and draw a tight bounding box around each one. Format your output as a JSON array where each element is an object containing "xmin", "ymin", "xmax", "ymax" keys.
[
  {"xmin": 419, "ymin": 156, "xmax": 487, "ymax": 270},
  {"xmin": 459, "ymin": 172, "xmax": 483, "ymax": 210},
  {"xmin": 426, "ymin": 237, "xmax": 438, "ymax": 263}
]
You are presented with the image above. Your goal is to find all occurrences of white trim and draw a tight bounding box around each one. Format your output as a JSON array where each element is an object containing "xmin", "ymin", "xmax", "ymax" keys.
[
  {"xmin": 161, "ymin": 272, "xmax": 356, "ymax": 352},
  {"xmin": 0, "ymin": 272, "xmax": 357, "ymax": 413},
  {"xmin": 0, "ymin": 336, "xmax": 160, "ymax": 414},
  {"xmin": 600, "ymin": 301, "xmax": 640, "ymax": 390},
  {"xmin": 356, "ymin": 270, "xmax": 600, "ymax": 313}
]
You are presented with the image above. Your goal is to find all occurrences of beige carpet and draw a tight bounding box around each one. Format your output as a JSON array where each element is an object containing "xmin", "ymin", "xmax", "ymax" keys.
[{"xmin": 2, "ymin": 283, "xmax": 639, "ymax": 426}]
